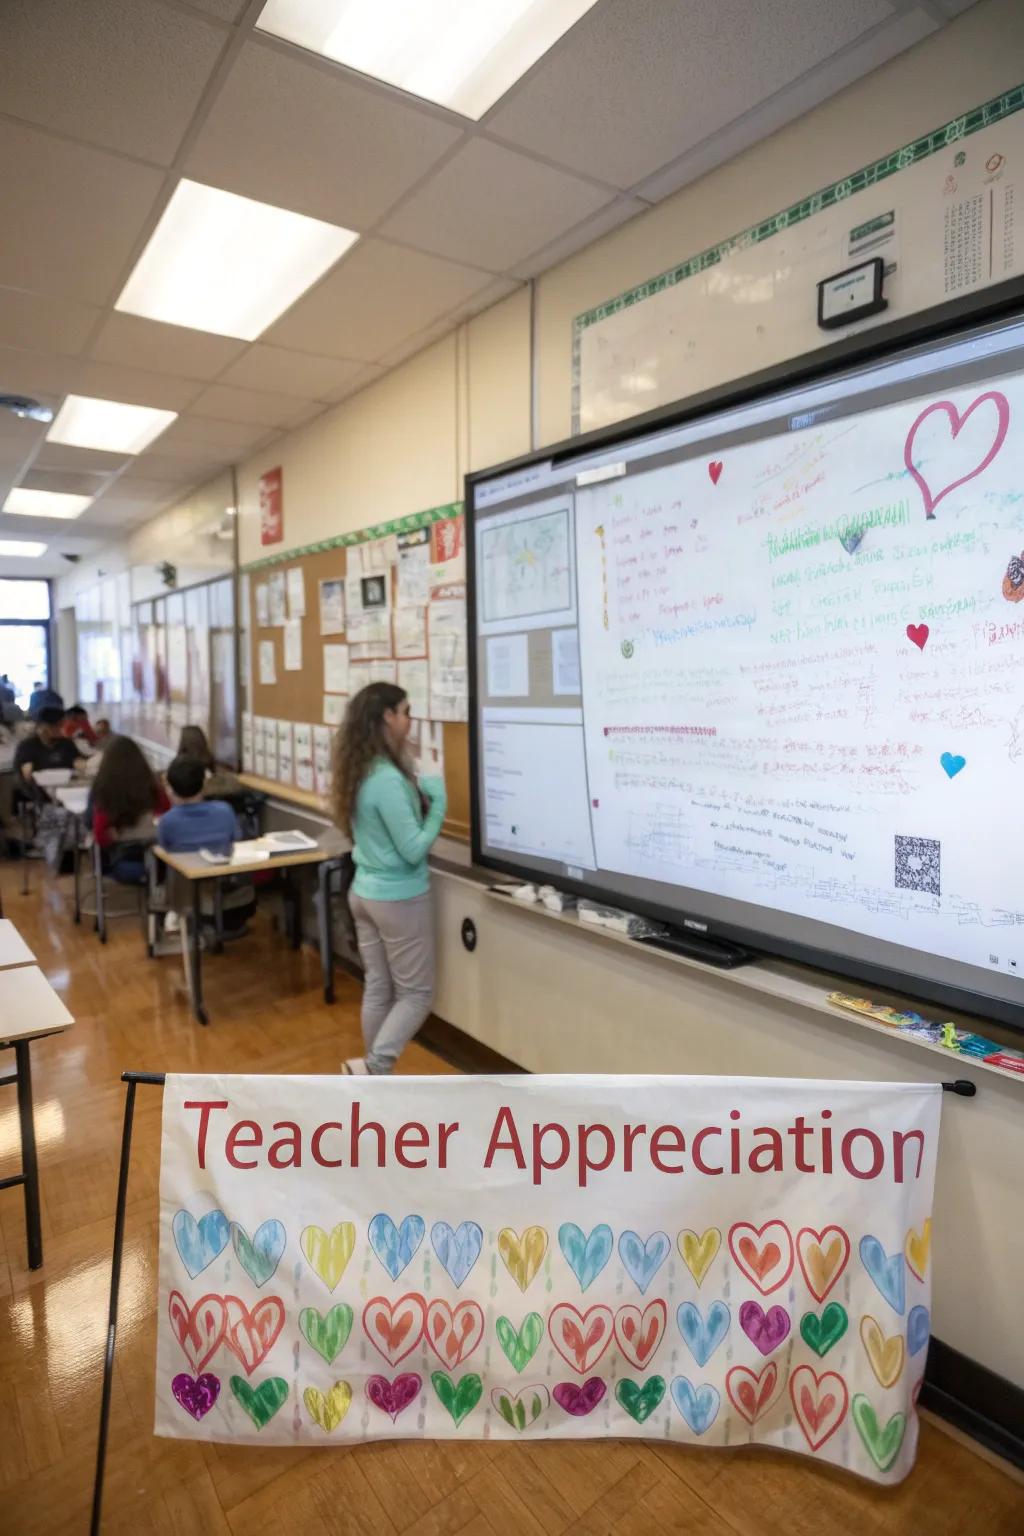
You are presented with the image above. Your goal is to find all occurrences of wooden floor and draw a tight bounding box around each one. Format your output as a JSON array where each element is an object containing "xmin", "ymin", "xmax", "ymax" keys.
[{"xmin": 1, "ymin": 861, "xmax": 1021, "ymax": 1536}]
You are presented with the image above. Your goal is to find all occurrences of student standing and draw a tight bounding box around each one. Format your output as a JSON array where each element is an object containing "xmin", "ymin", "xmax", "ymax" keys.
[{"xmin": 331, "ymin": 682, "xmax": 447, "ymax": 1076}]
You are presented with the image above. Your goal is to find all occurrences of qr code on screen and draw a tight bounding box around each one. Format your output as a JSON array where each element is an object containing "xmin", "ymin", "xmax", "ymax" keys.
[{"xmin": 894, "ymin": 834, "xmax": 940, "ymax": 897}]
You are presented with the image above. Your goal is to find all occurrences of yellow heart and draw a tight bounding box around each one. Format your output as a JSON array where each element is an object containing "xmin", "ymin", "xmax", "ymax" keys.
[
  {"xmin": 303, "ymin": 1380, "xmax": 352, "ymax": 1433},
  {"xmin": 498, "ymin": 1226, "xmax": 548, "ymax": 1291},
  {"xmin": 905, "ymin": 1219, "xmax": 932, "ymax": 1280},
  {"xmin": 678, "ymin": 1227, "xmax": 721, "ymax": 1286},
  {"xmin": 804, "ymin": 1238, "xmax": 843, "ymax": 1298},
  {"xmin": 301, "ymin": 1222, "xmax": 356, "ymax": 1291},
  {"xmin": 860, "ymin": 1316, "xmax": 905, "ymax": 1388}
]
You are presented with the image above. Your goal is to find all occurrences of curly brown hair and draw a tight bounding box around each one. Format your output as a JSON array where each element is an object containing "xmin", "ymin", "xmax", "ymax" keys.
[
  {"xmin": 330, "ymin": 683, "xmax": 412, "ymax": 837},
  {"xmin": 91, "ymin": 735, "xmax": 161, "ymax": 830}
]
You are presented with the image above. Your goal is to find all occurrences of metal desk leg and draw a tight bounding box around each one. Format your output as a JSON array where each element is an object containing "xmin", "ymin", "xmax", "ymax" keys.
[
  {"xmin": 189, "ymin": 883, "xmax": 208, "ymax": 1026},
  {"xmin": 73, "ymin": 814, "xmax": 82, "ymax": 924},
  {"xmin": 94, "ymin": 842, "xmax": 106, "ymax": 943},
  {"xmin": 318, "ymin": 860, "xmax": 335, "ymax": 1004},
  {"xmin": 283, "ymin": 869, "xmax": 301, "ymax": 950},
  {"xmin": 21, "ymin": 803, "xmax": 31, "ymax": 896},
  {"xmin": 15, "ymin": 1041, "xmax": 42, "ymax": 1269},
  {"xmin": 212, "ymin": 880, "xmax": 224, "ymax": 954}
]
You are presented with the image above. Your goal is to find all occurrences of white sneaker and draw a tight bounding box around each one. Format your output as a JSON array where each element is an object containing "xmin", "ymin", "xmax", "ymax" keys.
[{"xmin": 341, "ymin": 1057, "xmax": 369, "ymax": 1075}]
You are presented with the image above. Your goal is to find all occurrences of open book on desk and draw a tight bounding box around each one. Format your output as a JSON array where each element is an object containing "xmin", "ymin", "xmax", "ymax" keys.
[{"xmin": 199, "ymin": 843, "xmax": 271, "ymax": 866}]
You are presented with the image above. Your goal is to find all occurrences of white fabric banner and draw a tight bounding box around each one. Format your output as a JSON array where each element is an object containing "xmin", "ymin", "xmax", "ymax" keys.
[{"xmin": 156, "ymin": 1075, "xmax": 940, "ymax": 1483}]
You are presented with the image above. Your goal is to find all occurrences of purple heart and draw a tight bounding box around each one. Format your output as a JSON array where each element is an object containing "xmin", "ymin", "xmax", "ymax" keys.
[
  {"xmin": 553, "ymin": 1378, "xmax": 607, "ymax": 1417},
  {"xmin": 366, "ymin": 1372, "xmax": 422, "ymax": 1421},
  {"xmin": 171, "ymin": 1372, "xmax": 220, "ymax": 1421},
  {"xmin": 739, "ymin": 1300, "xmax": 791, "ymax": 1355}
]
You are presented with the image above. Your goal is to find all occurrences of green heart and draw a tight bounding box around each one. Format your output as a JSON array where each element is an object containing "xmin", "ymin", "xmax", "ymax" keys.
[
  {"xmin": 495, "ymin": 1312, "xmax": 543, "ymax": 1373},
  {"xmin": 299, "ymin": 1304, "xmax": 353, "ymax": 1365},
  {"xmin": 852, "ymin": 1393, "xmax": 906, "ymax": 1472},
  {"xmin": 799, "ymin": 1302, "xmax": 848, "ymax": 1358},
  {"xmin": 494, "ymin": 1389, "xmax": 546, "ymax": 1431},
  {"xmin": 230, "ymin": 1375, "xmax": 289, "ymax": 1431},
  {"xmin": 615, "ymin": 1375, "xmax": 665, "ymax": 1425},
  {"xmin": 431, "ymin": 1371, "xmax": 483, "ymax": 1428}
]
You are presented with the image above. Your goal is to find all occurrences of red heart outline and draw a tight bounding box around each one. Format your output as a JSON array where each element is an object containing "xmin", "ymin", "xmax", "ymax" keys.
[
  {"xmin": 726, "ymin": 1361, "xmax": 782, "ymax": 1425},
  {"xmin": 168, "ymin": 1291, "xmax": 227, "ymax": 1373},
  {"xmin": 904, "ymin": 391, "xmax": 1010, "ymax": 520},
  {"xmin": 727, "ymin": 1221, "xmax": 794, "ymax": 1295},
  {"xmin": 788, "ymin": 1365, "xmax": 849, "ymax": 1451},
  {"xmin": 425, "ymin": 1298, "xmax": 484, "ymax": 1368},
  {"xmin": 795, "ymin": 1225, "xmax": 851, "ymax": 1303},
  {"xmin": 613, "ymin": 1299, "xmax": 667, "ymax": 1369},
  {"xmin": 223, "ymin": 1294, "xmax": 285, "ymax": 1375},
  {"xmin": 362, "ymin": 1292, "xmax": 427, "ymax": 1365},
  {"xmin": 548, "ymin": 1303, "xmax": 613, "ymax": 1375}
]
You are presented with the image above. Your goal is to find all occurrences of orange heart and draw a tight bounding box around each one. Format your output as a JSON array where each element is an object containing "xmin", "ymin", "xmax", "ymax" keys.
[
  {"xmin": 788, "ymin": 1365, "xmax": 848, "ymax": 1451},
  {"xmin": 362, "ymin": 1292, "xmax": 427, "ymax": 1366},
  {"xmin": 223, "ymin": 1294, "xmax": 285, "ymax": 1375},
  {"xmin": 613, "ymin": 1300, "xmax": 667, "ymax": 1369},
  {"xmin": 547, "ymin": 1303, "xmax": 613, "ymax": 1375},
  {"xmin": 728, "ymin": 1221, "xmax": 793, "ymax": 1295},
  {"xmin": 905, "ymin": 1219, "xmax": 932, "ymax": 1282},
  {"xmin": 860, "ymin": 1316, "xmax": 905, "ymax": 1388},
  {"xmin": 796, "ymin": 1225, "xmax": 851, "ymax": 1302},
  {"xmin": 726, "ymin": 1362, "xmax": 780, "ymax": 1425},
  {"xmin": 425, "ymin": 1298, "xmax": 484, "ymax": 1368}
]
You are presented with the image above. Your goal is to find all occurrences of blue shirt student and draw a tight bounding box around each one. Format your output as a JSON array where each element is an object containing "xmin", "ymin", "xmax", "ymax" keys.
[{"xmin": 158, "ymin": 754, "xmax": 237, "ymax": 855}]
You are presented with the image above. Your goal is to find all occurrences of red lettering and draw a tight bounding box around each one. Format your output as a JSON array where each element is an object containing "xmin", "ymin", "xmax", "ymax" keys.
[
  {"xmin": 748, "ymin": 1127, "xmax": 784, "ymax": 1173},
  {"xmin": 841, "ymin": 1127, "xmax": 883, "ymax": 1180},
  {"xmin": 351, "ymin": 1100, "xmax": 385, "ymax": 1168},
  {"xmin": 484, "ymin": 1106, "xmax": 526, "ymax": 1173},
  {"xmin": 892, "ymin": 1128, "xmax": 924, "ymax": 1184},
  {"xmin": 623, "ymin": 1122, "xmax": 648, "ymax": 1171},
  {"xmin": 438, "ymin": 1121, "xmax": 459, "ymax": 1168},
  {"xmin": 226, "ymin": 1119, "xmax": 262, "ymax": 1169},
  {"xmin": 787, "ymin": 1115, "xmax": 814, "ymax": 1172},
  {"xmin": 268, "ymin": 1120, "xmax": 301, "ymax": 1169},
  {"xmin": 395, "ymin": 1122, "xmax": 430, "ymax": 1169},
  {"xmin": 533, "ymin": 1122, "xmax": 570, "ymax": 1184},
  {"xmin": 578, "ymin": 1123, "xmax": 614, "ymax": 1187},
  {"xmin": 311, "ymin": 1122, "xmax": 344, "ymax": 1168},
  {"xmin": 691, "ymin": 1126, "xmax": 722, "ymax": 1174},
  {"xmin": 184, "ymin": 1099, "xmax": 229, "ymax": 1170},
  {"xmin": 650, "ymin": 1125, "xmax": 686, "ymax": 1173}
]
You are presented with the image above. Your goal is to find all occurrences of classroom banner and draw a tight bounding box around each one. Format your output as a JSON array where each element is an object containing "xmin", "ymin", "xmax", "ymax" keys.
[{"xmin": 155, "ymin": 1074, "xmax": 940, "ymax": 1483}]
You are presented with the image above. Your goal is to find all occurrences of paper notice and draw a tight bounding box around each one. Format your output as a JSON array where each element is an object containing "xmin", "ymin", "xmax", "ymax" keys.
[
  {"xmin": 319, "ymin": 577, "xmax": 345, "ymax": 636},
  {"xmin": 324, "ymin": 694, "xmax": 345, "ymax": 726},
  {"xmin": 397, "ymin": 528, "xmax": 432, "ymax": 606},
  {"xmin": 242, "ymin": 713, "xmax": 253, "ymax": 771},
  {"xmin": 284, "ymin": 618, "xmax": 303, "ymax": 672},
  {"xmin": 552, "ymin": 627, "xmax": 581, "ymax": 695},
  {"xmin": 313, "ymin": 724, "xmax": 333, "ymax": 797},
  {"xmin": 253, "ymin": 717, "xmax": 266, "ymax": 777},
  {"xmin": 268, "ymin": 571, "xmax": 287, "ymax": 627},
  {"xmin": 263, "ymin": 718, "xmax": 278, "ymax": 781},
  {"xmin": 350, "ymin": 659, "xmax": 398, "ymax": 691},
  {"xmin": 428, "ymin": 582, "xmax": 468, "ymax": 721},
  {"xmin": 394, "ymin": 605, "xmax": 427, "ymax": 658},
  {"xmin": 294, "ymin": 723, "xmax": 314, "ymax": 791},
  {"xmin": 323, "ymin": 643, "xmax": 349, "ymax": 695},
  {"xmin": 277, "ymin": 720, "xmax": 294, "ymax": 784},
  {"xmin": 258, "ymin": 639, "xmax": 276, "ymax": 686},
  {"xmin": 487, "ymin": 632, "xmax": 529, "ymax": 697},
  {"xmin": 254, "ymin": 582, "xmax": 270, "ymax": 628},
  {"xmin": 286, "ymin": 567, "xmax": 306, "ymax": 619},
  {"xmin": 398, "ymin": 658, "xmax": 429, "ymax": 719}
]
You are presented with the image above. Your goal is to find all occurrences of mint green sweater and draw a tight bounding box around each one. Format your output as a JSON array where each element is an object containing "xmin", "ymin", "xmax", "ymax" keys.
[{"xmin": 351, "ymin": 758, "xmax": 447, "ymax": 900}]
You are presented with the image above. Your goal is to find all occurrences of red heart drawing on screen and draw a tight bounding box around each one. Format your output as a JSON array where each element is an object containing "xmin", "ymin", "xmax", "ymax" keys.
[
  {"xmin": 425, "ymin": 1299, "xmax": 484, "ymax": 1367},
  {"xmin": 708, "ymin": 460, "xmax": 723, "ymax": 485},
  {"xmin": 728, "ymin": 1221, "xmax": 794, "ymax": 1295},
  {"xmin": 903, "ymin": 391, "xmax": 1010, "ymax": 519},
  {"xmin": 363, "ymin": 1293, "xmax": 427, "ymax": 1365},
  {"xmin": 548, "ymin": 1303, "xmax": 614, "ymax": 1374},
  {"xmin": 614, "ymin": 1299, "xmax": 667, "ymax": 1368},
  {"xmin": 906, "ymin": 623, "xmax": 929, "ymax": 651},
  {"xmin": 168, "ymin": 1291, "xmax": 226, "ymax": 1373},
  {"xmin": 223, "ymin": 1294, "xmax": 285, "ymax": 1374}
]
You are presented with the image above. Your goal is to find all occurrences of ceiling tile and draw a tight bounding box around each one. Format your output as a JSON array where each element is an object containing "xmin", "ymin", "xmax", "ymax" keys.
[
  {"xmin": 265, "ymin": 239, "xmax": 496, "ymax": 363},
  {"xmin": 0, "ymin": 121, "xmax": 163, "ymax": 305},
  {"xmin": 185, "ymin": 0, "xmax": 249, "ymax": 19},
  {"xmin": 0, "ymin": 346, "xmax": 83, "ymax": 399},
  {"xmin": 0, "ymin": 287, "xmax": 100, "ymax": 358},
  {"xmin": 20, "ymin": 467, "xmax": 112, "ymax": 498},
  {"xmin": 380, "ymin": 139, "xmax": 613, "ymax": 272},
  {"xmin": 216, "ymin": 344, "xmax": 368, "ymax": 399},
  {"xmin": 92, "ymin": 476, "xmax": 182, "ymax": 506},
  {"xmin": 158, "ymin": 416, "xmax": 272, "ymax": 453},
  {"xmin": 319, "ymin": 363, "xmax": 386, "ymax": 405},
  {"xmin": 32, "ymin": 443, "xmax": 132, "ymax": 476},
  {"xmin": 185, "ymin": 38, "xmax": 464, "ymax": 230},
  {"xmin": 510, "ymin": 195, "xmax": 649, "ymax": 279},
  {"xmin": 119, "ymin": 453, "xmax": 219, "ymax": 483},
  {"xmin": 71, "ymin": 360, "xmax": 205, "ymax": 413},
  {"xmin": 90, "ymin": 313, "xmax": 248, "ymax": 382},
  {"xmin": 182, "ymin": 383, "xmax": 312, "ymax": 426}
]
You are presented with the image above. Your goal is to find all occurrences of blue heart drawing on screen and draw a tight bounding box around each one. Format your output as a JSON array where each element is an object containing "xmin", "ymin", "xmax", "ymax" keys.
[
  {"xmin": 940, "ymin": 752, "xmax": 966, "ymax": 778},
  {"xmin": 430, "ymin": 1221, "xmax": 483, "ymax": 1287},
  {"xmin": 618, "ymin": 1230, "xmax": 670, "ymax": 1293},
  {"xmin": 677, "ymin": 1300, "xmax": 731, "ymax": 1366},
  {"xmin": 907, "ymin": 1304, "xmax": 931, "ymax": 1356},
  {"xmin": 369, "ymin": 1213, "xmax": 425, "ymax": 1280},
  {"xmin": 670, "ymin": 1376, "xmax": 720, "ymax": 1435},
  {"xmin": 859, "ymin": 1236, "xmax": 906, "ymax": 1315},
  {"xmin": 558, "ymin": 1222, "xmax": 613, "ymax": 1291},
  {"xmin": 231, "ymin": 1219, "xmax": 286, "ymax": 1287},
  {"xmin": 839, "ymin": 527, "xmax": 865, "ymax": 554},
  {"xmin": 172, "ymin": 1209, "xmax": 229, "ymax": 1278}
]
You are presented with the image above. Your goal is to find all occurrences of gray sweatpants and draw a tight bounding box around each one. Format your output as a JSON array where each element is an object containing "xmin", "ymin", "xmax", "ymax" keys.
[{"xmin": 348, "ymin": 891, "xmax": 435, "ymax": 1074}]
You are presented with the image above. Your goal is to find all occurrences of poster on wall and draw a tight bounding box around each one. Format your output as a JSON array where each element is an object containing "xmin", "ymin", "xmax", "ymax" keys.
[
  {"xmin": 319, "ymin": 578, "xmax": 345, "ymax": 636},
  {"xmin": 313, "ymin": 724, "xmax": 333, "ymax": 797},
  {"xmin": 277, "ymin": 720, "xmax": 294, "ymax": 784},
  {"xmin": 294, "ymin": 723, "xmax": 314, "ymax": 791},
  {"xmin": 268, "ymin": 572, "xmax": 287, "ymax": 628},
  {"xmin": 260, "ymin": 467, "xmax": 283, "ymax": 547},
  {"xmin": 427, "ymin": 581, "xmax": 468, "ymax": 721},
  {"xmin": 287, "ymin": 567, "xmax": 306, "ymax": 619}
]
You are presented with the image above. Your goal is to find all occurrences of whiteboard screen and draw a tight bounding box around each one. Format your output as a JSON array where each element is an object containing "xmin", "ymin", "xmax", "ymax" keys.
[{"xmin": 469, "ymin": 313, "xmax": 1024, "ymax": 1025}]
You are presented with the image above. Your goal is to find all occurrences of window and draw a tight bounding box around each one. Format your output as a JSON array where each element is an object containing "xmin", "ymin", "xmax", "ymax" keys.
[
  {"xmin": 0, "ymin": 578, "xmax": 50, "ymax": 620},
  {"xmin": 0, "ymin": 578, "xmax": 52, "ymax": 710}
]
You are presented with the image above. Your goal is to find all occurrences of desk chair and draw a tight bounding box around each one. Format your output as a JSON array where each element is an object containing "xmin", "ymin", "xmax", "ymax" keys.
[{"xmin": 85, "ymin": 822, "xmax": 158, "ymax": 944}]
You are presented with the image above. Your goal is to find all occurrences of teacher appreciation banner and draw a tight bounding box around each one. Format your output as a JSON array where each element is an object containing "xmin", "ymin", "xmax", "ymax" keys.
[{"xmin": 156, "ymin": 1074, "xmax": 940, "ymax": 1483}]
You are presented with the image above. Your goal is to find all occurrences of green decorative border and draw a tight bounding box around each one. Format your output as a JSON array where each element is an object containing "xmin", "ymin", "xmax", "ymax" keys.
[
  {"xmin": 241, "ymin": 500, "xmax": 463, "ymax": 573},
  {"xmin": 571, "ymin": 82, "xmax": 1024, "ymax": 425}
]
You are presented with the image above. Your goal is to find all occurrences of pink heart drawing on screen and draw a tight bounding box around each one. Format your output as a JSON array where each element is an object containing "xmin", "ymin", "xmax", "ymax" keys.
[{"xmin": 903, "ymin": 391, "xmax": 1010, "ymax": 519}]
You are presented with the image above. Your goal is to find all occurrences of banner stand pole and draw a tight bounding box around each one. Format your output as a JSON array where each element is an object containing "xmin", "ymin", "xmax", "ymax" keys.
[{"xmin": 86, "ymin": 1069, "xmax": 974, "ymax": 1532}]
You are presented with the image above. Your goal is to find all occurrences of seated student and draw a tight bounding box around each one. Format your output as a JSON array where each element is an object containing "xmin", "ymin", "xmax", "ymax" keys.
[
  {"xmin": 28, "ymin": 681, "xmax": 63, "ymax": 718},
  {"xmin": 176, "ymin": 724, "xmax": 243, "ymax": 800},
  {"xmin": 90, "ymin": 736, "xmax": 169, "ymax": 884},
  {"xmin": 13, "ymin": 707, "xmax": 84, "ymax": 803},
  {"xmin": 158, "ymin": 755, "xmax": 236, "ymax": 855},
  {"xmin": 94, "ymin": 718, "xmax": 112, "ymax": 747},
  {"xmin": 62, "ymin": 704, "xmax": 97, "ymax": 748}
]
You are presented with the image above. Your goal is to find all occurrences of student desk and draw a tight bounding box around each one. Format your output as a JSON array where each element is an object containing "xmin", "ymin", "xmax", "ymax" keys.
[
  {"xmin": 0, "ymin": 962, "xmax": 74, "ymax": 1269},
  {"xmin": 54, "ymin": 783, "xmax": 90, "ymax": 924},
  {"xmin": 0, "ymin": 917, "xmax": 35, "ymax": 968}
]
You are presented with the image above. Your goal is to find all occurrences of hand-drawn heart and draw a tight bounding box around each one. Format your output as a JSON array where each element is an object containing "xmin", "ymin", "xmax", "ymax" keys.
[
  {"xmin": 670, "ymin": 1376, "xmax": 720, "ymax": 1436},
  {"xmin": 728, "ymin": 1221, "xmax": 794, "ymax": 1295},
  {"xmin": 223, "ymin": 1295, "xmax": 285, "ymax": 1375},
  {"xmin": 553, "ymin": 1378, "xmax": 606, "ymax": 1417},
  {"xmin": 498, "ymin": 1226, "xmax": 548, "ymax": 1291},
  {"xmin": 369, "ymin": 1212, "xmax": 425, "ymax": 1281},
  {"xmin": 491, "ymin": 1384, "xmax": 549, "ymax": 1431},
  {"xmin": 614, "ymin": 1299, "xmax": 667, "ymax": 1369},
  {"xmin": 431, "ymin": 1370, "xmax": 482, "ymax": 1427},
  {"xmin": 430, "ymin": 1220, "xmax": 483, "ymax": 1288},
  {"xmin": 860, "ymin": 1316, "xmax": 905, "ymax": 1388},
  {"xmin": 904, "ymin": 1219, "xmax": 932, "ymax": 1282},
  {"xmin": 230, "ymin": 1220, "xmax": 286, "ymax": 1288},
  {"xmin": 495, "ymin": 1313, "xmax": 544, "ymax": 1373},
  {"xmin": 171, "ymin": 1372, "xmax": 220, "ymax": 1421},
  {"xmin": 172, "ymin": 1210, "xmax": 229, "ymax": 1279},
  {"xmin": 548, "ymin": 1303, "xmax": 614, "ymax": 1374},
  {"xmin": 617, "ymin": 1230, "xmax": 670, "ymax": 1294},
  {"xmin": 168, "ymin": 1291, "xmax": 227, "ymax": 1373},
  {"xmin": 906, "ymin": 623, "xmax": 930, "ymax": 651},
  {"xmin": 739, "ymin": 1300, "xmax": 791, "ymax": 1356},
  {"xmin": 859, "ymin": 1236, "xmax": 906, "ymax": 1315},
  {"xmin": 362, "ymin": 1293, "xmax": 427, "ymax": 1366},
  {"xmin": 708, "ymin": 461, "xmax": 723, "ymax": 485},
  {"xmin": 800, "ymin": 1303, "xmax": 848, "ymax": 1358},
  {"xmin": 615, "ymin": 1375, "xmax": 666, "ymax": 1424},
  {"xmin": 852, "ymin": 1393, "xmax": 906, "ymax": 1472},
  {"xmin": 303, "ymin": 1380, "xmax": 352, "ymax": 1433},
  {"xmin": 299, "ymin": 1303, "xmax": 353, "ymax": 1365},
  {"xmin": 300, "ymin": 1222, "xmax": 356, "ymax": 1291},
  {"xmin": 676, "ymin": 1300, "xmax": 730, "ymax": 1368},
  {"xmin": 796, "ymin": 1225, "xmax": 851, "ymax": 1302},
  {"xmin": 788, "ymin": 1365, "xmax": 849, "ymax": 1451},
  {"xmin": 230, "ymin": 1374, "xmax": 288, "ymax": 1431},
  {"xmin": 904, "ymin": 391, "xmax": 1010, "ymax": 520},
  {"xmin": 940, "ymin": 751, "xmax": 966, "ymax": 779},
  {"xmin": 839, "ymin": 527, "xmax": 865, "ymax": 555},
  {"xmin": 425, "ymin": 1299, "xmax": 484, "ymax": 1368},
  {"xmin": 907, "ymin": 1304, "xmax": 930, "ymax": 1358},
  {"xmin": 366, "ymin": 1372, "xmax": 421, "ymax": 1421},
  {"xmin": 677, "ymin": 1228, "xmax": 721, "ymax": 1286},
  {"xmin": 725, "ymin": 1362, "xmax": 781, "ymax": 1426},
  {"xmin": 558, "ymin": 1222, "xmax": 613, "ymax": 1291}
]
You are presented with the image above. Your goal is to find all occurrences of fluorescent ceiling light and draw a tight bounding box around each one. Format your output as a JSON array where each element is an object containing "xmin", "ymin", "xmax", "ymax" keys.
[
  {"xmin": 46, "ymin": 395, "xmax": 176, "ymax": 455},
  {"xmin": 257, "ymin": 0, "xmax": 601, "ymax": 119},
  {"xmin": 116, "ymin": 179, "xmax": 359, "ymax": 340},
  {"xmin": 0, "ymin": 539, "xmax": 47, "ymax": 557},
  {"xmin": 3, "ymin": 487, "xmax": 92, "ymax": 520}
]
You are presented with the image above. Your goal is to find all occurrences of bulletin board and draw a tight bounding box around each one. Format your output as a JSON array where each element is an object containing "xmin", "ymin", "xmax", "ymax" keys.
[{"xmin": 242, "ymin": 503, "xmax": 470, "ymax": 840}]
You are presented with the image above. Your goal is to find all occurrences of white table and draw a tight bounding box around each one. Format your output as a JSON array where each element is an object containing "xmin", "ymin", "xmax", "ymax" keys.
[
  {"xmin": 55, "ymin": 783, "xmax": 91, "ymax": 923},
  {"xmin": 0, "ymin": 919, "xmax": 35, "ymax": 969}
]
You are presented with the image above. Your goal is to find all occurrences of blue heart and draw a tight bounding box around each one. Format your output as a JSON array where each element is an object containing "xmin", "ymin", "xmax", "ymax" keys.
[
  {"xmin": 907, "ymin": 1304, "xmax": 930, "ymax": 1357},
  {"xmin": 172, "ymin": 1208, "xmax": 229, "ymax": 1278},
  {"xmin": 430, "ymin": 1220, "xmax": 483, "ymax": 1288},
  {"xmin": 618, "ymin": 1230, "xmax": 670, "ymax": 1294},
  {"xmin": 839, "ymin": 527, "xmax": 865, "ymax": 554},
  {"xmin": 940, "ymin": 752, "xmax": 966, "ymax": 779},
  {"xmin": 670, "ymin": 1376, "xmax": 720, "ymax": 1435},
  {"xmin": 558, "ymin": 1222, "xmax": 613, "ymax": 1292},
  {"xmin": 369, "ymin": 1212, "xmax": 425, "ymax": 1280},
  {"xmin": 231, "ymin": 1219, "xmax": 286, "ymax": 1287},
  {"xmin": 676, "ymin": 1300, "xmax": 731, "ymax": 1367},
  {"xmin": 859, "ymin": 1235, "xmax": 906, "ymax": 1315}
]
